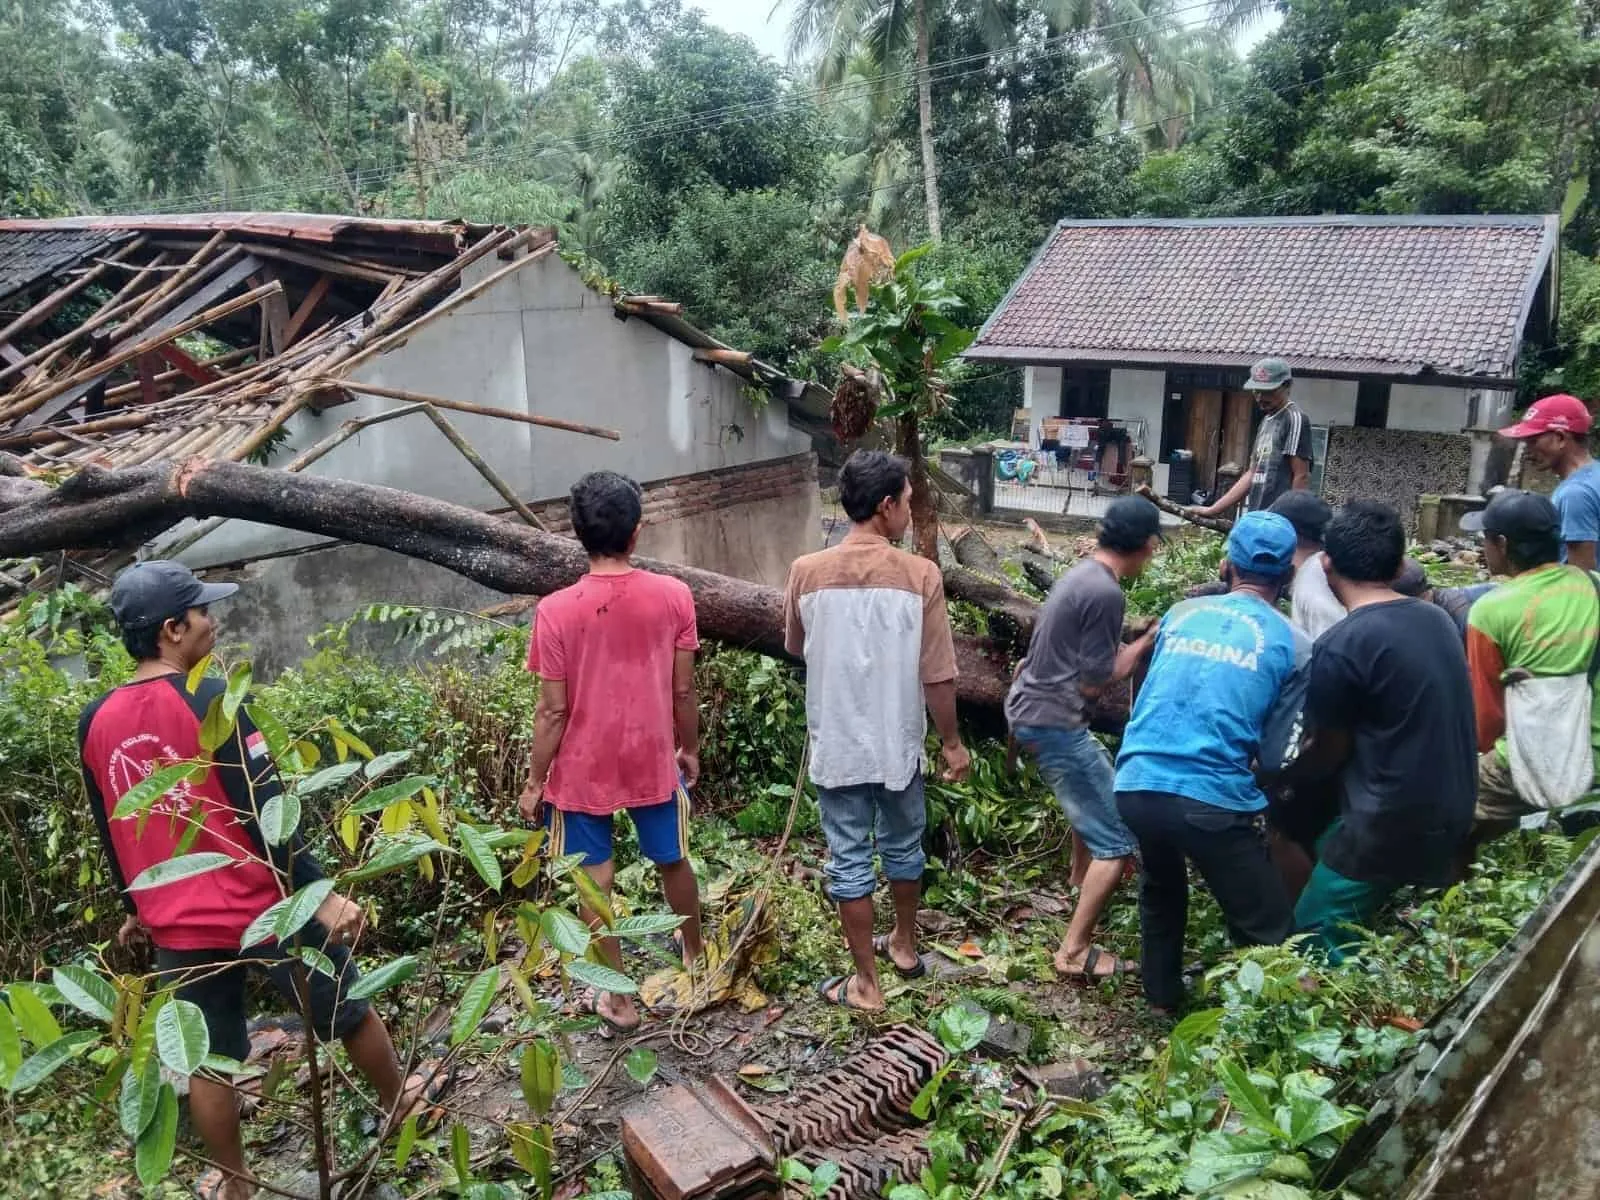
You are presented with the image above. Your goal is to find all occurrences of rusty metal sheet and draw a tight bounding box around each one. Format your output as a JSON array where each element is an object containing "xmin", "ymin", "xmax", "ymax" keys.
[{"xmin": 0, "ymin": 213, "xmax": 471, "ymax": 257}]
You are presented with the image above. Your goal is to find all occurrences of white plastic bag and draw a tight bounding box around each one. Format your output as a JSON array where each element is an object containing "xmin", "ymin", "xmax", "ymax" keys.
[{"xmin": 1504, "ymin": 672, "xmax": 1595, "ymax": 810}]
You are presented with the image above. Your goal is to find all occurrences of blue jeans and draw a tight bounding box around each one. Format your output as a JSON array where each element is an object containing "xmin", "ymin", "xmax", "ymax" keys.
[
  {"xmin": 1014, "ymin": 724, "xmax": 1137, "ymax": 859},
  {"xmin": 816, "ymin": 774, "xmax": 927, "ymax": 902}
]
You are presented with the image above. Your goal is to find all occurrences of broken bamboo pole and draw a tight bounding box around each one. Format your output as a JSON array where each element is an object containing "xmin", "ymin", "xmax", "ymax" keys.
[
  {"xmin": 0, "ymin": 282, "xmax": 285, "ymax": 424},
  {"xmin": 693, "ymin": 347, "xmax": 754, "ymax": 369},
  {"xmin": 421, "ymin": 405, "xmax": 550, "ymax": 532},
  {"xmin": 311, "ymin": 379, "xmax": 621, "ymax": 440},
  {"xmin": 120, "ymin": 231, "xmax": 231, "ymax": 333}
]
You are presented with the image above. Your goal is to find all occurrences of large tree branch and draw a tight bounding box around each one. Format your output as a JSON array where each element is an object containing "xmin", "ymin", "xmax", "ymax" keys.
[{"xmin": 0, "ymin": 459, "xmax": 1132, "ymax": 729}]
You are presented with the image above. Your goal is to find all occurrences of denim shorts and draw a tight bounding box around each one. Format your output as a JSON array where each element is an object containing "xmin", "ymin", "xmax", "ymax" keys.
[
  {"xmin": 815, "ymin": 773, "xmax": 927, "ymax": 902},
  {"xmin": 1013, "ymin": 724, "xmax": 1138, "ymax": 859}
]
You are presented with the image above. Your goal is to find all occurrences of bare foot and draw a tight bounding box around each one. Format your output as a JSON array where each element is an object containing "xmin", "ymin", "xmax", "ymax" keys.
[
  {"xmin": 593, "ymin": 990, "xmax": 642, "ymax": 1032},
  {"xmin": 198, "ymin": 1169, "xmax": 257, "ymax": 1200}
]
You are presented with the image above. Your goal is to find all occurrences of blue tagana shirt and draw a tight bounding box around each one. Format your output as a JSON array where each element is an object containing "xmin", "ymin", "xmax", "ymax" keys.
[
  {"xmin": 1115, "ymin": 592, "xmax": 1311, "ymax": 812},
  {"xmin": 1553, "ymin": 461, "xmax": 1600, "ymax": 561}
]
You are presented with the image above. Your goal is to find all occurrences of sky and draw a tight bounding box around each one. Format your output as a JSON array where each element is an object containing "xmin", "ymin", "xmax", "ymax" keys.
[{"xmin": 691, "ymin": 0, "xmax": 1284, "ymax": 65}]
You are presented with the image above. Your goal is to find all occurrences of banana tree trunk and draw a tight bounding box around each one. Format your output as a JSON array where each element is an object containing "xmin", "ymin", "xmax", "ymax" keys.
[
  {"xmin": 914, "ymin": 0, "xmax": 942, "ymax": 243},
  {"xmin": 897, "ymin": 409, "xmax": 939, "ymax": 563}
]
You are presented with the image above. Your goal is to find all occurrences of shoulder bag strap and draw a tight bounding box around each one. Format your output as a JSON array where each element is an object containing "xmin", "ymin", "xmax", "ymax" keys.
[{"xmin": 1587, "ymin": 570, "xmax": 1600, "ymax": 686}]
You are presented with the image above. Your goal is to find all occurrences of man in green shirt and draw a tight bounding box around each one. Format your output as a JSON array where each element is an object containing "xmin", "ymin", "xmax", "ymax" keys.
[{"xmin": 1461, "ymin": 490, "xmax": 1600, "ymax": 839}]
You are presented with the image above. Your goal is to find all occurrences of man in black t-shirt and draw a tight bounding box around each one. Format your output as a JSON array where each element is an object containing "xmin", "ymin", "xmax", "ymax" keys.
[
  {"xmin": 1271, "ymin": 503, "xmax": 1477, "ymax": 962},
  {"xmin": 1192, "ymin": 357, "xmax": 1315, "ymax": 518}
]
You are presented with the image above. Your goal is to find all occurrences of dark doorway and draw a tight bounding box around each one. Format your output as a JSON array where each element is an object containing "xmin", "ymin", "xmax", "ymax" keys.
[
  {"xmin": 1059, "ymin": 368, "xmax": 1110, "ymax": 419},
  {"xmin": 1356, "ymin": 380, "xmax": 1391, "ymax": 428}
]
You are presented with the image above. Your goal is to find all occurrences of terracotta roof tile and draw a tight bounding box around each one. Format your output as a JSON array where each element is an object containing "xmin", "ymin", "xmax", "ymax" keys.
[{"xmin": 970, "ymin": 216, "xmax": 1557, "ymax": 382}]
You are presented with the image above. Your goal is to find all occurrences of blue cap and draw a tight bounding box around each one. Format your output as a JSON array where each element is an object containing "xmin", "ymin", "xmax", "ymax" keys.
[{"xmin": 1227, "ymin": 511, "xmax": 1298, "ymax": 577}]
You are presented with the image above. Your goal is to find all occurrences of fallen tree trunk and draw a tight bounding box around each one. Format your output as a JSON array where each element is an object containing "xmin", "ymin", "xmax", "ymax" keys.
[
  {"xmin": 0, "ymin": 458, "xmax": 1135, "ymax": 728},
  {"xmin": 1136, "ymin": 483, "xmax": 1234, "ymax": 533}
]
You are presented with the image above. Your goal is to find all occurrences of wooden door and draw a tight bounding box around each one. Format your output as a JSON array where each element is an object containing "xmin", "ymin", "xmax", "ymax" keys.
[
  {"xmin": 1219, "ymin": 390, "xmax": 1255, "ymax": 474},
  {"xmin": 1187, "ymin": 389, "xmax": 1223, "ymax": 494}
]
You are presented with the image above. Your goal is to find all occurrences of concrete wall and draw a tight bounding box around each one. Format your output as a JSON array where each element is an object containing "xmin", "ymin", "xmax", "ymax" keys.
[
  {"xmin": 210, "ymin": 454, "xmax": 823, "ymax": 678},
  {"xmin": 1022, "ymin": 365, "xmax": 1061, "ymax": 444},
  {"xmin": 1390, "ymin": 384, "xmax": 1470, "ymax": 434},
  {"xmin": 1108, "ymin": 368, "xmax": 1167, "ymax": 493},
  {"xmin": 169, "ymin": 250, "xmax": 813, "ymax": 566},
  {"xmin": 1293, "ymin": 378, "xmax": 1358, "ymax": 427}
]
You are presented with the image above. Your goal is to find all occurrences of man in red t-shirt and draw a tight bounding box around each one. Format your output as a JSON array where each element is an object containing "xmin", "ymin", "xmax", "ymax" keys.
[
  {"xmin": 81, "ymin": 562, "xmax": 431, "ymax": 1200},
  {"xmin": 521, "ymin": 471, "xmax": 704, "ymax": 1033}
]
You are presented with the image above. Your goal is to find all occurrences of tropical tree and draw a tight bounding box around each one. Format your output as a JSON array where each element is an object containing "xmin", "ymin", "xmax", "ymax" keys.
[{"xmin": 822, "ymin": 242, "xmax": 976, "ymax": 561}]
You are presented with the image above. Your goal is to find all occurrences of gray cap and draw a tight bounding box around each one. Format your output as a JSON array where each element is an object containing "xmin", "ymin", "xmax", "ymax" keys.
[
  {"xmin": 1244, "ymin": 357, "xmax": 1293, "ymax": 392},
  {"xmin": 110, "ymin": 560, "xmax": 238, "ymax": 629}
]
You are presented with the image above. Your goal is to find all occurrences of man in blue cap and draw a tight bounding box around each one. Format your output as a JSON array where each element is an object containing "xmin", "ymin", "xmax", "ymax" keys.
[{"xmin": 1114, "ymin": 511, "xmax": 1311, "ymax": 1012}]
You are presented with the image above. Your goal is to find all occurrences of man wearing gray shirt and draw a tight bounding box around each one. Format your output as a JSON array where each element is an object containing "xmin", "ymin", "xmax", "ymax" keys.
[{"xmin": 1008, "ymin": 497, "xmax": 1160, "ymax": 981}]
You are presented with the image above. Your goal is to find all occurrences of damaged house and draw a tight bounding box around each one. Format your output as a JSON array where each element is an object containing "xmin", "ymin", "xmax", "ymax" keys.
[{"xmin": 0, "ymin": 214, "xmax": 822, "ymax": 672}]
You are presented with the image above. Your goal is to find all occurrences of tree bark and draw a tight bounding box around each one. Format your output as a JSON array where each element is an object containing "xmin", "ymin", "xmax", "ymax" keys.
[
  {"xmin": 0, "ymin": 459, "xmax": 1139, "ymax": 729},
  {"xmin": 897, "ymin": 410, "xmax": 939, "ymax": 563},
  {"xmin": 914, "ymin": 0, "xmax": 943, "ymax": 242}
]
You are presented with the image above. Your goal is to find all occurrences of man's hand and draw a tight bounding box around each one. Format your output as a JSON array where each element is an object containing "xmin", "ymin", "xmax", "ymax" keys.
[
  {"xmin": 940, "ymin": 739, "xmax": 973, "ymax": 783},
  {"xmin": 1185, "ymin": 505, "xmax": 1214, "ymax": 520},
  {"xmin": 676, "ymin": 748, "xmax": 700, "ymax": 791},
  {"xmin": 519, "ymin": 780, "xmax": 545, "ymax": 825},
  {"xmin": 117, "ymin": 915, "xmax": 149, "ymax": 949},
  {"xmin": 315, "ymin": 891, "xmax": 365, "ymax": 947}
]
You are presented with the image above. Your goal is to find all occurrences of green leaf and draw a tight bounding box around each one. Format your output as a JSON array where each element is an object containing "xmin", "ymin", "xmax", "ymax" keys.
[
  {"xmin": 1293, "ymin": 1029, "xmax": 1346, "ymax": 1069},
  {"xmin": 296, "ymin": 760, "xmax": 363, "ymax": 795},
  {"xmin": 1282, "ymin": 1074, "xmax": 1359, "ymax": 1148},
  {"xmin": 51, "ymin": 965, "xmax": 117, "ymax": 1025},
  {"xmin": 450, "ymin": 1122, "xmax": 472, "ymax": 1185},
  {"xmin": 185, "ymin": 654, "xmax": 213, "ymax": 694},
  {"xmin": 1218, "ymin": 1060, "xmax": 1282, "ymax": 1138},
  {"xmin": 1183, "ymin": 1131, "xmax": 1280, "ymax": 1194},
  {"xmin": 240, "ymin": 879, "xmax": 335, "ymax": 949},
  {"xmin": 1562, "ymin": 175, "xmax": 1590, "ymax": 230},
  {"xmin": 348, "ymin": 955, "xmax": 420, "ymax": 1000},
  {"xmin": 933, "ymin": 1004, "xmax": 989, "ymax": 1053},
  {"xmin": 565, "ymin": 958, "xmax": 637, "ymax": 995},
  {"xmin": 811, "ymin": 1161, "xmax": 841, "ymax": 1197},
  {"xmin": 1237, "ymin": 959, "xmax": 1267, "ymax": 996},
  {"xmin": 611, "ymin": 914, "xmax": 686, "ymax": 939},
  {"xmin": 128, "ymin": 852, "xmax": 234, "ymax": 892},
  {"xmin": 155, "ymin": 999, "xmax": 210, "ymax": 1076},
  {"xmin": 1218, "ymin": 1180, "xmax": 1316, "ymax": 1199},
  {"xmin": 120, "ymin": 1051, "xmax": 163, "ymax": 1139},
  {"xmin": 394, "ymin": 1113, "xmax": 419, "ymax": 1170},
  {"xmin": 297, "ymin": 947, "xmax": 338, "ymax": 978},
  {"xmin": 244, "ymin": 703, "xmax": 292, "ymax": 767},
  {"xmin": 8, "ymin": 1030, "xmax": 98, "ymax": 1093},
  {"xmin": 199, "ymin": 1055, "xmax": 260, "ymax": 1077},
  {"xmin": 344, "ymin": 835, "xmax": 448, "ymax": 884},
  {"xmin": 540, "ymin": 908, "xmax": 591, "ymax": 957},
  {"xmin": 520, "ymin": 1039, "xmax": 560, "ymax": 1116},
  {"xmin": 135, "ymin": 1083, "xmax": 179, "ymax": 1186},
  {"xmin": 624, "ymin": 1047, "xmax": 658, "ymax": 1086},
  {"xmin": 258, "ymin": 791, "xmax": 302, "ymax": 847},
  {"xmin": 347, "ymin": 774, "xmax": 432, "ymax": 816},
  {"xmin": 365, "ymin": 749, "xmax": 414, "ymax": 780},
  {"xmin": 111, "ymin": 761, "xmax": 206, "ymax": 820},
  {"xmin": 221, "ymin": 662, "xmax": 253, "ymax": 726},
  {"xmin": 7, "ymin": 985, "xmax": 62, "ymax": 1048},
  {"xmin": 451, "ymin": 966, "xmax": 500, "ymax": 1046},
  {"xmin": 198, "ymin": 693, "xmax": 235, "ymax": 754},
  {"xmin": 329, "ymin": 720, "xmax": 375, "ymax": 761},
  {"xmin": 909, "ymin": 1062, "xmax": 953, "ymax": 1120},
  {"xmin": 457, "ymin": 823, "xmax": 503, "ymax": 892},
  {"xmin": 0, "ymin": 1002, "xmax": 20, "ymax": 1086}
]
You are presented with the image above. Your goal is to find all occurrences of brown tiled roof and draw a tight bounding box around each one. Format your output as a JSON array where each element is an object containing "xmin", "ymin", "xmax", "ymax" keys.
[
  {"xmin": 969, "ymin": 216, "xmax": 1558, "ymax": 383},
  {"xmin": 0, "ymin": 228, "xmax": 132, "ymax": 306}
]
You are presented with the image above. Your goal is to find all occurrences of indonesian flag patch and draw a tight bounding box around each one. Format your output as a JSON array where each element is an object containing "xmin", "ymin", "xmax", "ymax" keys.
[{"xmin": 245, "ymin": 730, "xmax": 269, "ymax": 760}]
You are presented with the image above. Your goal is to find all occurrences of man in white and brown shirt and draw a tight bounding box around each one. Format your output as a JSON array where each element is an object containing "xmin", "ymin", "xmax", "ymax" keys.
[{"xmin": 784, "ymin": 451, "xmax": 971, "ymax": 1012}]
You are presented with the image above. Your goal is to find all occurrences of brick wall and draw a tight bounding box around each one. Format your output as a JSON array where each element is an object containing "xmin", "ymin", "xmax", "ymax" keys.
[
  {"xmin": 518, "ymin": 452, "xmax": 819, "ymax": 532},
  {"xmin": 1322, "ymin": 427, "xmax": 1471, "ymax": 531}
]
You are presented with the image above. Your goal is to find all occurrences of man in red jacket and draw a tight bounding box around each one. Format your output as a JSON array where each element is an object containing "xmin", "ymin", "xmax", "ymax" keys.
[{"xmin": 81, "ymin": 562, "xmax": 427, "ymax": 1200}]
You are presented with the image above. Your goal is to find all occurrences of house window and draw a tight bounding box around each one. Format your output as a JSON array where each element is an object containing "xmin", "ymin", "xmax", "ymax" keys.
[
  {"xmin": 1059, "ymin": 368, "xmax": 1110, "ymax": 419},
  {"xmin": 1355, "ymin": 380, "xmax": 1390, "ymax": 428},
  {"xmin": 1160, "ymin": 389, "xmax": 1186, "ymax": 460}
]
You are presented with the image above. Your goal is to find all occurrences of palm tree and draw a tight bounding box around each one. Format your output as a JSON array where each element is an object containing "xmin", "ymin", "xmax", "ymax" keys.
[
  {"xmin": 788, "ymin": 0, "xmax": 950, "ymax": 240},
  {"xmin": 824, "ymin": 51, "xmax": 921, "ymax": 244}
]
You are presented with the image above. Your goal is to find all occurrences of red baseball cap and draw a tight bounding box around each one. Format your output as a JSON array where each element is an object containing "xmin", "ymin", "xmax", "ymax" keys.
[{"xmin": 1500, "ymin": 393, "xmax": 1593, "ymax": 439}]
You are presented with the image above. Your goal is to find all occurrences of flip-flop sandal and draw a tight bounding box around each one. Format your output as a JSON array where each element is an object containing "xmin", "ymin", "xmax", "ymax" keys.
[
  {"xmin": 581, "ymin": 988, "xmax": 642, "ymax": 1036},
  {"xmin": 871, "ymin": 933, "xmax": 928, "ymax": 980},
  {"xmin": 816, "ymin": 973, "xmax": 879, "ymax": 1013},
  {"xmin": 195, "ymin": 1170, "xmax": 256, "ymax": 1199},
  {"xmin": 1061, "ymin": 946, "xmax": 1138, "ymax": 985}
]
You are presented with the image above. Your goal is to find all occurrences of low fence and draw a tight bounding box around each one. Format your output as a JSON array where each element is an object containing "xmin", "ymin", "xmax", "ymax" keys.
[{"xmin": 937, "ymin": 446, "xmax": 1130, "ymax": 526}]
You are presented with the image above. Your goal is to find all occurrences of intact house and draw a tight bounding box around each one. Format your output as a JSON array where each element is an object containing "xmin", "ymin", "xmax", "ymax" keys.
[
  {"xmin": 0, "ymin": 214, "xmax": 822, "ymax": 673},
  {"xmin": 966, "ymin": 215, "xmax": 1560, "ymax": 525}
]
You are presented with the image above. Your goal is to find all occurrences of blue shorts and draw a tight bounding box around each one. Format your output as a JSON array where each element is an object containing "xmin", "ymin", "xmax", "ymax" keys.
[
  {"xmin": 816, "ymin": 774, "xmax": 927, "ymax": 902},
  {"xmin": 546, "ymin": 782, "xmax": 691, "ymax": 868},
  {"xmin": 1013, "ymin": 724, "xmax": 1138, "ymax": 860}
]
